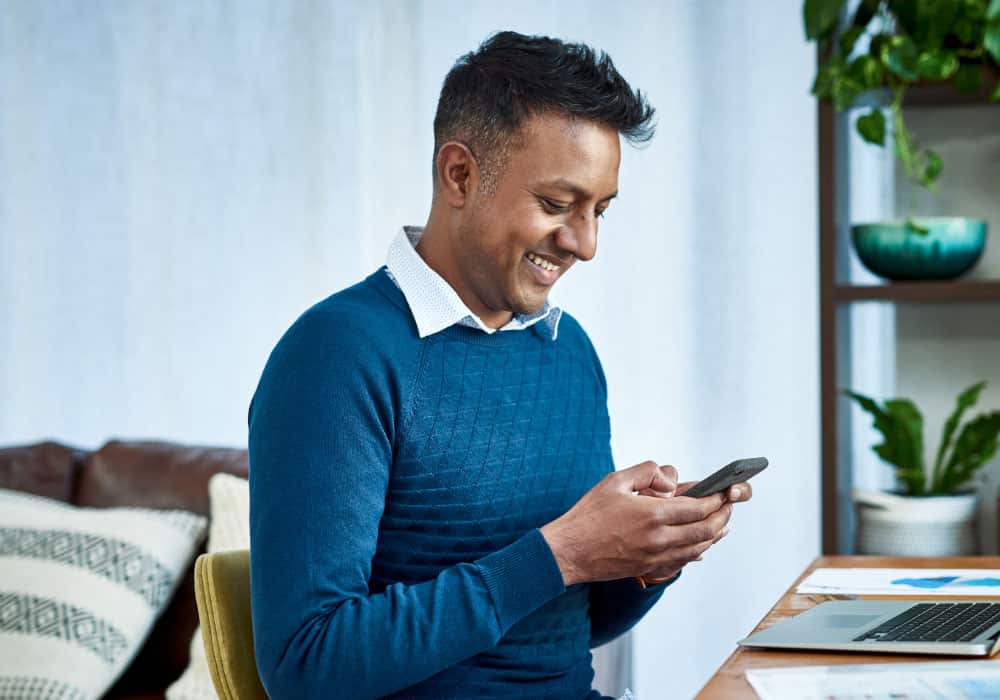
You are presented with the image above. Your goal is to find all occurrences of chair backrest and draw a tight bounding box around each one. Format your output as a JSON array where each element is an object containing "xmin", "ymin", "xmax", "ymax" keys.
[{"xmin": 194, "ymin": 549, "xmax": 268, "ymax": 700}]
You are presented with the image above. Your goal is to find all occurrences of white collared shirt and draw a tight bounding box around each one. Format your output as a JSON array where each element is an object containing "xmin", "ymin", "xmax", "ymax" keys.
[{"xmin": 385, "ymin": 226, "xmax": 562, "ymax": 340}]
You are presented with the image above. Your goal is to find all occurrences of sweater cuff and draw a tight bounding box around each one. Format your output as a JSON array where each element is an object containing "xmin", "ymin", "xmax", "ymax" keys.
[{"xmin": 476, "ymin": 528, "xmax": 567, "ymax": 632}]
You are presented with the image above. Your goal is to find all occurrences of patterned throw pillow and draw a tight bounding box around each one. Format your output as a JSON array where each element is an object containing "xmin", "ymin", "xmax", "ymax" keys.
[
  {"xmin": 166, "ymin": 473, "xmax": 250, "ymax": 700},
  {"xmin": 0, "ymin": 488, "xmax": 207, "ymax": 700}
]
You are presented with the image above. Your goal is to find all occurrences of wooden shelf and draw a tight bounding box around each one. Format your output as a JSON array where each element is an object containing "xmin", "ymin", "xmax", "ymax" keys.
[
  {"xmin": 843, "ymin": 70, "xmax": 1000, "ymax": 110},
  {"xmin": 903, "ymin": 70, "xmax": 999, "ymax": 107},
  {"xmin": 835, "ymin": 280, "xmax": 1000, "ymax": 304}
]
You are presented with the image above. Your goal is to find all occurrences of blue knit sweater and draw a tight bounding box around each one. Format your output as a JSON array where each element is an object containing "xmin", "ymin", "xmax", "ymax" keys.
[{"xmin": 249, "ymin": 268, "xmax": 669, "ymax": 699}]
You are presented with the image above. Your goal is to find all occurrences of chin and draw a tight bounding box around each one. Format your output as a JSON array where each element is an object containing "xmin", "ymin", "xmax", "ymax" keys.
[
  {"xmin": 513, "ymin": 294, "xmax": 548, "ymax": 316},
  {"xmin": 507, "ymin": 276, "xmax": 550, "ymax": 316}
]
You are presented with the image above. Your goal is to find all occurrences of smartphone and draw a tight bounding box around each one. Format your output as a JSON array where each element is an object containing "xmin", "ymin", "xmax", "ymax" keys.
[{"xmin": 682, "ymin": 457, "xmax": 768, "ymax": 498}]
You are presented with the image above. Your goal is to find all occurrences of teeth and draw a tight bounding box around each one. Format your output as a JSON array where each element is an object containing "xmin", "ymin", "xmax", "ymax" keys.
[{"xmin": 527, "ymin": 253, "xmax": 558, "ymax": 272}]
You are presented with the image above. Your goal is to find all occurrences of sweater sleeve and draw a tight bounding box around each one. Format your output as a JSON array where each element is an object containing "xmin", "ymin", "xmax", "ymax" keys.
[
  {"xmin": 248, "ymin": 309, "xmax": 566, "ymax": 699},
  {"xmin": 587, "ymin": 573, "xmax": 677, "ymax": 648}
]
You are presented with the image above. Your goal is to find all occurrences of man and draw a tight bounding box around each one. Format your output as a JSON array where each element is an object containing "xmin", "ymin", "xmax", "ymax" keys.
[{"xmin": 249, "ymin": 31, "xmax": 752, "ymax": 699}]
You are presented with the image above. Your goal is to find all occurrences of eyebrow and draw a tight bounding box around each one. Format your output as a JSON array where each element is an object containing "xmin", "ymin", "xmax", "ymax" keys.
[{"xmin": 537, "ymin": 178, "xmax": 618, "ymax": 202}]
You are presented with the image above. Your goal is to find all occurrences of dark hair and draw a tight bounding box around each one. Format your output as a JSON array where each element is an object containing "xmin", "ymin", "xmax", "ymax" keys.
[{"xmin": 433, "ymin": 31, "xmax": 656, "ymax": 194}]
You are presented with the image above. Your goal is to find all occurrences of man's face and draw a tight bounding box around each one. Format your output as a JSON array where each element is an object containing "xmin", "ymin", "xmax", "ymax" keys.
[{"xmin": 452, "ymin": 113, "xmax": 621, "ymax": 326}]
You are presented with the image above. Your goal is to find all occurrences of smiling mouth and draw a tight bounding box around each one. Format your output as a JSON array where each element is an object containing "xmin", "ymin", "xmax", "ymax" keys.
[
  {"xmin": 524, "ymin": 252, "xmax": 561, "ymax": 286},
  {"xmin": 526, "ymin": 252, "xmax": 558, "ymax": 271}
]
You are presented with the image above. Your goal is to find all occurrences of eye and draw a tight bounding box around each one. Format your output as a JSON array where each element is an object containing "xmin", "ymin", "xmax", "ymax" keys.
[
  {"xmin": 540, "ymin": 198, "xmax": 571, "ymax": 214},
  {"xmin": 596, "ymin": 208, "xmax": 607, "ymax": 219}
]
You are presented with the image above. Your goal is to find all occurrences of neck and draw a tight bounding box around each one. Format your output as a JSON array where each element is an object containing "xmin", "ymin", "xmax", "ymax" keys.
[{"xmin": 415, "ymin": 210, "xmax": 514, "ymax": 330}]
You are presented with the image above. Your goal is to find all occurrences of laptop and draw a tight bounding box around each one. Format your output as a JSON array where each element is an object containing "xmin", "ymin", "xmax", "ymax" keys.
[{"xmin": 738, "ymin": 600, "xmax": 1000, "ymax": 656}]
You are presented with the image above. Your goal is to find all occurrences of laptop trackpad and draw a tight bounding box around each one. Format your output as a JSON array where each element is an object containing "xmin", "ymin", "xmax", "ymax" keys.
[{"xmin": 825, "ymin": 614, "xmax": 881, "ymax": 629}]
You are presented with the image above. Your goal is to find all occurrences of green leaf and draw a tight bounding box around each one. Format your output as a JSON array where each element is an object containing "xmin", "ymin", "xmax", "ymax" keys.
[
  {"xmin": 919, "ymin": 0, "xmax": 961, "ymax": 48},
  {"xmin": 954, "ymin": 63, "xmax": 983, "ymax": 93},
  {"xmin": 885, "ymin": 398, "xmax": 925, "ymax": 485},
  {"xmin": 917, "ymin": 50, "xmax": 960, "ymax": 80},
  {"xmin": 923, "ymin": 149, "xmax": 943, "ymax": 185},
  {"xmin": 843, "ymin": 390, "xmax": 926, "ymax": 494},
  {"xmin": 905, "ymin": 218, "xmax": 930, "ymax": 235},
  {"xmin": 833, "ymin": 77, "xmax": 864, "ymax": 110},
  {"xmin": 985, "ymin": 22, "xmax": 1000, "ymax": 63},
  {"xmin": 989, "ymin": 0, "xmax": 1000, "ymax": 21},
  {"xmin": 937, "ymin": 411, "xmax": 1000, "ymax": 493},
  {"xmin": 881, "ymin": 35, "xmax": 920, "ymax": 81},
  {"xmin": 954, "ymin": 17, "xmax": 979, "ymax": 45},
  {"xmin": 849, "ymin": 54, "xmax": 884, "ymax": 89},
  {"xmin": 840, "ymin": 26, "xmax": 865, "ymax": 56},
  {"xmin": 869, "ymin": 33, "xmax": 890, "ymax": 63},
  {"xmin": 812, "ymin": 61, "xmax": 843, "ymax": 99},
  {"xmin": 856, "ymin": 108, "xmax": 886, "ymax": 145},
  {"xmin": 804, "ymin": 0, "xmax": 846, "ymax": 40},
  {"xmin": 954, "ymin": 0, "xmax": 987, "ymax": 44},
  {"xmin": 933, "ymin": 381, "xmax": 987, "ymax": 490}
]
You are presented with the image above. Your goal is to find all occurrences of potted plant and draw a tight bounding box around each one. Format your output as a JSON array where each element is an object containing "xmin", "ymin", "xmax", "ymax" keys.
[
  {"xmin": 804, "ymin": 0, "xmax": 1000, "ymax": 280},
  {"xmin": 845, "ymin": 381, "xmax": 1000, "ymax": 555}
]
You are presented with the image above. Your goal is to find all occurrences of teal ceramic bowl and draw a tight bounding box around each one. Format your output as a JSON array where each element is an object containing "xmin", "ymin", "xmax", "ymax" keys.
[{"xmin": 851, "ymin": 217, "xmax": 988, "ymax": 281}]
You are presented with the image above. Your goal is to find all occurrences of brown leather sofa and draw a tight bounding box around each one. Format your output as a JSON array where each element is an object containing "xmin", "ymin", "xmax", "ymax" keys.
[{"xmin": 0, "ymin": 439, "xmax": 249, "ymax": 700}]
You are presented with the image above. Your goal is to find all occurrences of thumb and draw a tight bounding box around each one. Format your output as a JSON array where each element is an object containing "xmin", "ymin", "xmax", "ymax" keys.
[{"xmin": 622, "ymin": 461, "xmax": 677, "ymax": 495}]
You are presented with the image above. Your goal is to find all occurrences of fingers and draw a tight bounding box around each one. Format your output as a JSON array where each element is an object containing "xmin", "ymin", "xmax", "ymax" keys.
[
  {"xmin": 657, "ymin": 493, "xmax": 727, "ymax": 525},
  {"xmin": 654, "ymin": 501, "xmax": 731, "ymax": 549},
  {"xmin": 637, "ymin": 465, "xmax": 681, "ymax": 499},
  {"xmin": 661, "ymin": 508, "xmax": 732, "ymax": 566},
  {"xmin": 621, "ymin": 461, "xmax": 677, "ymax": 495},
  {"xmin": 637, "ymin": 488, "xmax": 673, "ymax": 499},
  {"xmin": 727, "ymin": 481, "xmax": 753, "ymax": 502},
  {"xmin": 658, "ymin": 536, "xmax": 716, "ymax": 569},
  {"xmin": 673, "ymin": 481, "xmax": 699, "ymax": 497},
  {"xmin": 634, "ymin": 474, "xmax": 740, "ymax": 577},
  {"xmin": 694, "ymin": 520, "xmax": 732, "ymax": 561},
  {"xmin": 660, "ymin": 464, "xmax": 679, "ymax": 487}
]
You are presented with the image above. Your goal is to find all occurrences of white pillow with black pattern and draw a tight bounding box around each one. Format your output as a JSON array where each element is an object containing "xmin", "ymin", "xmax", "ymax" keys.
[{"xmin": 0, "ymin": 488, "xmax": 207, "ymax": 700}]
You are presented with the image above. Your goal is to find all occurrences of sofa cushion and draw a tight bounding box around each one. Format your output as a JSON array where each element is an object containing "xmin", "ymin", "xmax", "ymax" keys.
[
  {"xmin": 75, "ymin": 441, "xmax": 249, "ymax": 515},
  {"xmin": 83, "ymin": 441, "xmax": 249, "ymax": 697},
  {"xmin": 167, "ymin": 473, "xmax": 251, "ymax": 700},
  {"xmin": 0, "ymin": 488, "xmax": 207, "ymax": 700},
  {"xmin": 0, "ymin": 441, "xmax": 83, "ymax": 502}
]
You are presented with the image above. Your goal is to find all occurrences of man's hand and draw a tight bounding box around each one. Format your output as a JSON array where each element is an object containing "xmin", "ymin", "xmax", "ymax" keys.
[
  {"xmin": 539, "ymin": 461, "xmax": 736, "ymax": 586},
  {"xmin": 635, "ymin": 478, "xmax": 753, "ymax": 581}
]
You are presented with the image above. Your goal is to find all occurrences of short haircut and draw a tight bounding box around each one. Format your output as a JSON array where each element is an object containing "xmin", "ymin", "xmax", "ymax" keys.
[{"xmin": 433, "ymin": 31, "xmax": 656, "ymax": 195}]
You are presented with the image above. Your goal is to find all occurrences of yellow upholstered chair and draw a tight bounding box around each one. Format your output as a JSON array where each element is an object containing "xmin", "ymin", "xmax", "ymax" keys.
[{"xmin": 193, "ymin": 549, "xmax": 269, "ymax": 700}]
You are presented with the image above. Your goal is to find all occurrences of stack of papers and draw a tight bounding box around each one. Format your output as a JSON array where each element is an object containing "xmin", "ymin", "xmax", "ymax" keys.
[
  {"xmin": 796, "ymin": 569, "xmax": 1000, "ymax": 596},
  {"xmin": 746, "ymin": 661, "xmax": 1000, "ymax": 700}
]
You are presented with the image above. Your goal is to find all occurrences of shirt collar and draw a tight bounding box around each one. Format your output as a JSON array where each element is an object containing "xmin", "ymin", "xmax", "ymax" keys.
[{"xmin": 385, "ymin": 226, "xmax": 561, "ymax": 340}]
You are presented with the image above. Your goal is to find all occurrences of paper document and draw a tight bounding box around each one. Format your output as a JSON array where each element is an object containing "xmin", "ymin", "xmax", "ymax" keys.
[
  {"xmin": 796, "ymin": 569, "xmax": 1000, "ymax": 596},
  {"xmin": 746, "ymin": 660, "xmax": 1000, "ymax": 700}
]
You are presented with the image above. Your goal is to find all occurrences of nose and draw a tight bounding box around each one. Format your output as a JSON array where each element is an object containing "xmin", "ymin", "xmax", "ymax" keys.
[{"xmin": 556, "ymin": 213, "xmax": 598, "ymax": 262}]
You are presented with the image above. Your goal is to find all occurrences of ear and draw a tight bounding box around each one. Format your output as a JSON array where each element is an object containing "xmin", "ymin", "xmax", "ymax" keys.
[{"xmin": 434, "ymin": 142, "xmax": 480, "ymax": 207}]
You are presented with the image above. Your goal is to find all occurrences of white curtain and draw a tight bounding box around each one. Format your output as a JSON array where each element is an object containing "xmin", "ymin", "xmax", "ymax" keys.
[{"xmin": 0, "ymin": 2, "xmax": 819, "ymax": 696}]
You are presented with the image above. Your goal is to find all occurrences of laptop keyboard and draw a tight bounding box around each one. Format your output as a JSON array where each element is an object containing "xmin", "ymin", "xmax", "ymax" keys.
[{"xmin": 853, "ymin": 602, "xmax": 1000, "ymax": 643}]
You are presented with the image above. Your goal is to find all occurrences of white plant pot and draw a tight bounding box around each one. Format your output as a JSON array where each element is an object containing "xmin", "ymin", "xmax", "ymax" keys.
[{"xmin": 853, "ymin": 489, "xmax": 980, "ymax": 556}]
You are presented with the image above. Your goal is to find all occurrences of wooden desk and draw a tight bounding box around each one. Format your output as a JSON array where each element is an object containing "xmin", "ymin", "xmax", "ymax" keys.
[{"xmin": 696, "ymin": 555, "xmax": 1000, "ymax": 699}]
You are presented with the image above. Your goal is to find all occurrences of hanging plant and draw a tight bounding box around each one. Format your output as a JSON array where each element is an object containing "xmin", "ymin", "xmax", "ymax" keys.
[{"xmin": 804, "ymin": 0, "xmax": 1000, "ymax": 189}]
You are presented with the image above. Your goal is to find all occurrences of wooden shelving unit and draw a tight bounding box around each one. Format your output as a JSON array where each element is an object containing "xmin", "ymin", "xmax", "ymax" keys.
[
  {"xmin": 835, "ymin": 281, "xmax": 1000, "ymax": 304},
  {"xmin": 819, "ymin": 77, "xmax": 1000, "ymax": 554}
]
